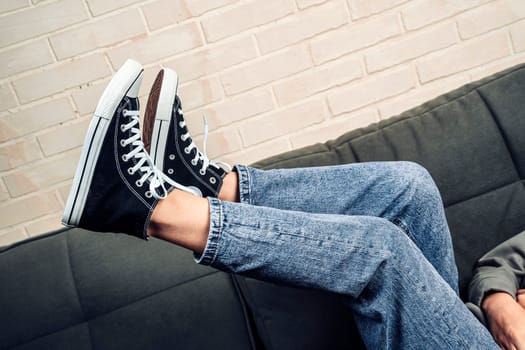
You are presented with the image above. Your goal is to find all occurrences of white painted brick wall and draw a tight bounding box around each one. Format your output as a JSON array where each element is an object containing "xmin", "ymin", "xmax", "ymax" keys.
[
  {"xmin": 201, "ymin": 0, "xmax": 295, "ymax": 43},
  {"xmin": 364, "ymin": 22, "xmax": 458, "ymax": 73},
  {"xmin": 310, "ymin": 13, "xmax": 402, "ymax": 64},
  {"xmin": 49, "ymin": 9, "xmax": 146, "ymax": 59},
  {"xmin": 0, "ymin": 0, "xmax": 88, "ymax": 47},
  {"xmin": 107, "ymin": 23, "xmax": 203, "ymax": 68},
  {"xmin": 221, "ymin": 44, "xmax": 313, "ymax": 95},
  {"xmin": 416, "ymin": 30, "xmax": 511, "ymax": 82},
  {"xmin": 0, "ymin": 98, "xmax": 75, "ymax": 142},
  {"xmin": 254, "ymin": 0, "xmax": 348, "ymax": 54},
  {"xmin": 164, "ymin": 36, "xmax": 258, "ymax": 82},
  {"xmin": 0, "ymin": 40, "xmax": 54, "ymax": 79},
  {"xmin": 142, "ymin": 0, "xmax": 192, "ymax": 31},
  {"xmin": 0, "ymin": 0, "xmax": 524, "ymax": 246},
  {"xmin": 348, "ymin": 0, "xmax": 409, "ymax": 19},
  {"xmin": 13, "ymin": 54, "xmax": 110, "ymax": 103},
  {"xmin": 273, "ymin": 55, "xmax": 362, "ymax": 105}
]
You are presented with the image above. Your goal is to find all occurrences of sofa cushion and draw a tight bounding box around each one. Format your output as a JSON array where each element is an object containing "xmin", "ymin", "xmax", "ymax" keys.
[
  {"xmin": 1, "ymin": 229, "xmax": 256, "ymax": 350},
  {"xmin": 234, "ymin": 277, "xmax": 364, "ymax": 350},
  {"xmin": 478, "ymin": 70, "xmax": 525, "ymax": 177},
  {"xmin": 348, "ymin": 89, "xmax": 518, "ymax": 207},
  {"xmin": 237, "ymin": 63, "xmax": 525, "ymax": 349}
]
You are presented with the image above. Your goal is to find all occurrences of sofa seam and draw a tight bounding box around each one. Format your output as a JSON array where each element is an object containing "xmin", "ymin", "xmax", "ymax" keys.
[
  {"xmin": 9, "ymin": 324, "xmax": 92, "ymax": 350},
  {"xmin": 476, "ymin": 89, "xmax": 522, "ymax": 179},
  {"xmin": 9, "ymin": 270, "xmax": 222, "ymax": 349},
  {"xmin": 65, "ymin": 233, "xmax": 95, "ymax": 350},
  {"xmin": 5, "ymin": 234, "xmax": 95, "ymax": 350},
  {"xmin": 87, "ymin": 270, "xmax": 221, "ymax": 321},
  {"xmin": 9, "ymin": 235, "xmax": 96, "ymax": 350},
  {"xmin": 232, "ymin": 277, "xmax": 275, "ymax": 350},
  {"xmin": 344, "ymin": 141, "xmax": 360, "ymax": 163},
  {"xmin": 444, "ymin": 179, "xmax": 524, "ymax": 209},
  {"xmin": 230, "ymin": 274, "xmax": 261, "ymax": 350}
]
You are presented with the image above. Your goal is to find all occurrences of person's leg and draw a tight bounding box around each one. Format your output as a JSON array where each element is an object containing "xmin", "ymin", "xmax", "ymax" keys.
[
  {"xmin": 140, "ymin": 78, "xmax": 457, "ymax": 292},
  {"xmin": 149, "ymin": 190, "xmax": 496, "ymax": 349},
  {"xmin": 223, "ymin": 162, "xmax": 459, "ymax": 292}
]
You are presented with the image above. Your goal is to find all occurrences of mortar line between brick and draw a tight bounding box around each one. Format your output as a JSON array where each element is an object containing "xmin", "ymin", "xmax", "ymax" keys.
[
  {"xmin": 0, "ymin": 146, "xmax": 81, "ymax": 179},
  {"xmin": 45, "ymin": 37, "xmax": 59, "ymax": 62},
  {"xmin": 137, "ymin": 6, "xmax": 151, "ymax": 35},
  {"xmin": 507, "ymin": 28, "xmax": 516, "ymax": 55},
  {"xmin": 0, "ymin": 223, "xmax": 27, "ymax": 237},
  {"xmin": 396, "ymin": 12, "xmax": 406, "ymax": 34},
  {"xmin": 291, "ymin": 0, "xmax": 299, "ymax": 12},
  {"xmin": 80, "ymin": 0, "xmax": 93, "ymax": 19},
  {"xmin": 24, "ymin": 210, "xmax": 63, "ymax": 237},
  {"xmin": 0, "ymin": 2, "xmax": 33, "ymax": 18},
  {"xmin": 342, "ymin": 0, "xmax": 353, "ymax": 22}
]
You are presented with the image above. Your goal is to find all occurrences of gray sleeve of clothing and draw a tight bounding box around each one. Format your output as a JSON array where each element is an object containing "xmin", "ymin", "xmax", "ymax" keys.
[
  {"xmin": 465, "ymin": 302, "xmax": 487, "ymax": 326},
  {"xmin": 468, "ymin": 230, "xmax": 525, "ymax": 308}
]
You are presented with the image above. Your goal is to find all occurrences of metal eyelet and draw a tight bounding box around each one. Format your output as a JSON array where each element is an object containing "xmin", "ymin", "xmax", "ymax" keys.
[
  {"xmin": 121, "ymin": 155, "xmax": 128, "ymax": 162},
  {"xmin": 167, "ymin": 168, "xmax": 174, "ymax": 174},
  {"xmin": 209, "ymin": 177, "xmax": 216, "ymax": 184},
  {"xmin": 191, "ymin": 159, "xmax": 198, "ymax": 166},
  {"xmin": 184, "ymin": 147, "xmax": 191, "ymax": 154},
  {"xmin": 122, "ymin": 109, "xmax": 128, "ymax": 116},
  {"xmin": 120, "ymin": 125, "xmax": 126, "ymax": 132},
  {"xmin": 135, "ymin": 180, "xmax": 143, "ymax": 187},
  {"xmin": 168, "ymin": 154, "xmax": 175, "ymax": 160},
  {"xmin": 127, "ymin": 168, "xmax": 134, "ymax": 175},
  {"xmin": 145, "ymin": 191, "xmax": 152, "ymax": 198},
  {"xmin": 120, "ymin": 140, "xmax": 126, "ymax": 147},
  {"xmin": 199, "ymin": 169, "xmax": 206, "ymax": 176}
]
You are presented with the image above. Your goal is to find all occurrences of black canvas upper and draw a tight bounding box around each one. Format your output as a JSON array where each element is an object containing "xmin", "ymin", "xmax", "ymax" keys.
[
  {"xmin": 161, "ymin": 95, "xmax": 226, "ymax": 198},
  {"xmin": 79, "ymin": 97, "xmax": 162, "ymax": 239}
]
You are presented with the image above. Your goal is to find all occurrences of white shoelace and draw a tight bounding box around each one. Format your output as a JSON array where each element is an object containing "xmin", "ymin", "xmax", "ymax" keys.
[
  {"xmin": 179, "ymin": 112, "xmax": 232, "ymax": 175},
  {"xmin": 121, "ymin": 109, "xmax": 196, "ymax": 199}
]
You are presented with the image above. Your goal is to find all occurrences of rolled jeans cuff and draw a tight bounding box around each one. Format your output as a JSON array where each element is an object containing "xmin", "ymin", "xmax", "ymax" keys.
[
  {"xmin": 234, "ymin": 164, "xmax": 252, "ymax": 204},
  {"xmin": 194, "ymin": 197, "xmax": 223, "ymax": 266}
]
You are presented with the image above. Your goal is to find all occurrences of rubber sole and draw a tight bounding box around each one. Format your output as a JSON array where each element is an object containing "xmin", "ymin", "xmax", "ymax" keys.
[{"xmin": 61, "ymin": 59, "xmax": 144, "ymax": 227}]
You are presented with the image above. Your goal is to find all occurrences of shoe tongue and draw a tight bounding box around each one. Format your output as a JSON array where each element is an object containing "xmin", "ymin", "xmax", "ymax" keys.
[
  {"xmin": 174, "ymin": 96, "xmax": 185, "ymax": 123},
  {"xmin": 127, "ymin": 97, "xmax": 140, "ymax": 113}
]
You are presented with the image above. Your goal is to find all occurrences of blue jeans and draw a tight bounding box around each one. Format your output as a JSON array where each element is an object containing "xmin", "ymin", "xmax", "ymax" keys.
[{"xmin": 196, "ymin": 162, "xmax": 497, "ymax": 349}]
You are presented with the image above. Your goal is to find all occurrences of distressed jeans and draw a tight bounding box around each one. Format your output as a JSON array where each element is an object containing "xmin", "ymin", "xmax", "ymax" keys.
[{"xmin": 195, "ymin": 162, "xmax": 497, "ymax": 349}]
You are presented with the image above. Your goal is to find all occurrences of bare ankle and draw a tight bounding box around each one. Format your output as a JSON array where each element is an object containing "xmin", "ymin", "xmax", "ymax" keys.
[
  {"xmin": 148, "ymin": 189, "xmax": 210, "ymax": 254},
  {"xmin": 218, "ymin": 172, "xmax": 240, "ymax": 202}
]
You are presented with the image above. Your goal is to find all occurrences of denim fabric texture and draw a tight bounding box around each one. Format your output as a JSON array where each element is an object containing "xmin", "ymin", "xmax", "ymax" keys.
[{"xmin": 196, "ymin": 161, "xmax": 498, "ymax": 349}]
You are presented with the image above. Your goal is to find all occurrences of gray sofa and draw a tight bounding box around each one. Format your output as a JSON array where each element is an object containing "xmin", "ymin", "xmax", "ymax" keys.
[{"xmin": 1, "ymin": 63, "xmax": 524, "ymax": 349}]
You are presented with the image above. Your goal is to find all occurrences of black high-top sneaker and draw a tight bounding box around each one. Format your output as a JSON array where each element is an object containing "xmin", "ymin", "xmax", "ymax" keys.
[
  {"xmin": 143, "ymin": 68, "xmax": 230, "ymax": 198},
  {"xmin": 62, "ymin": 59, "xmax": 198, "ymax": 239}
]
